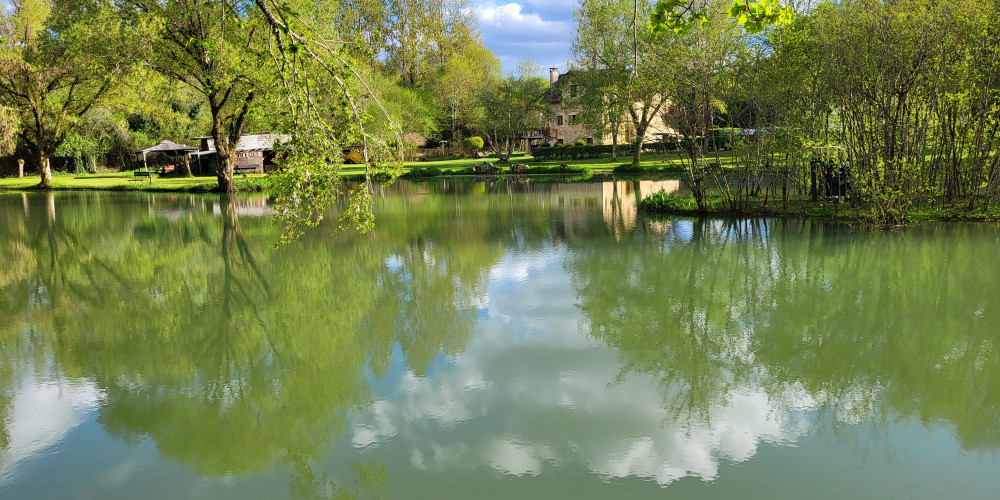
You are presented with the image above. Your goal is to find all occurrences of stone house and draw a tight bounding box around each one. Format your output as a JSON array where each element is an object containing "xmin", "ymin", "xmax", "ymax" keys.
[{"xmin": 537, "ymin": 68, "xmax": 675, "ymax": 147}]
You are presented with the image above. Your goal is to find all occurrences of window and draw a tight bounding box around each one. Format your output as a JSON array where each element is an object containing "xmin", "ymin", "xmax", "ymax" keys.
[
  {"xmin": 570, "ymin": 114, "xmax": 577, "ymax": 124},
  {"xmin": 586, "ymin": 137, "xmax": 594, "ymax": 145},
  {"xmin": 556, "ymin": 115, "xmax": 563, "ymax": 126},
  {"xmin": 570, "ymin": 85, "xmax": 578, "ymax": 98}
]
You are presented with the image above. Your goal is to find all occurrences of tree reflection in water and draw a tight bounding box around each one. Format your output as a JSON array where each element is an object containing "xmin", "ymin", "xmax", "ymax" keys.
[
  {"xmin": 1, "ymin": 183, "xmax": 999, "ymax": 497},
  {"xmin": 567, "ymin": 216, "xmax": 1000, "ymax": 452},
  {"xmin": 0, "ymin": 188, "xmax": 517, "ymax": 497}
]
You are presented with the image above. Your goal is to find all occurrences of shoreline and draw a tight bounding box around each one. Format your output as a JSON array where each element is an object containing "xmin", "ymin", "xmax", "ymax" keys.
[{"xmin": 5, "ymin": 172, "xmax": 1000, "ymax": 224}]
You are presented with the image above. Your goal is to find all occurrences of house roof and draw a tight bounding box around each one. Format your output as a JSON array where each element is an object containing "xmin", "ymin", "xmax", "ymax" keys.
[
  {"xmin": 137, "ymin": 140, "xmax": 198, "ymax": 154},
  {"xmin": 190, "ymin": 133, "xmax": 291, "ymax": 153}
]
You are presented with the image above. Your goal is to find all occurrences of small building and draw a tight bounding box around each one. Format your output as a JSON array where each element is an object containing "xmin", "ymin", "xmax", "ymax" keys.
[{"xmin": 189, "ymin": 133, "xmax": 291, "ymax": 174}]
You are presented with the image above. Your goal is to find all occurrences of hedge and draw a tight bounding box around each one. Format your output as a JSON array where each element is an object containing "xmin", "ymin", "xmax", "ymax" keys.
[{"xmin": 531, "ymin": 141, "xmax": 678, "ymax": 161}]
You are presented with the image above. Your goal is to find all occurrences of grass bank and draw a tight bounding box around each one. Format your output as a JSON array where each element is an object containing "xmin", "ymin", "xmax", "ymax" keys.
[
  {"xmin": 2, "ymin": 151, "xmax": 703, "ymax": 192},
  {"xmin": 0, "ymin": 172, "xmax": 223, "ymax": 191},
  {"xmin": 639, "ymin": 189, "xmax": 1000, "ymax": 223}
]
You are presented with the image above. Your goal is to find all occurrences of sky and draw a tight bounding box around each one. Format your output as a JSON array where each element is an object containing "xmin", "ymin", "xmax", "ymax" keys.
[{"xmin": 471, "ymin": 1, "xmax": 578, "ymax": 76}]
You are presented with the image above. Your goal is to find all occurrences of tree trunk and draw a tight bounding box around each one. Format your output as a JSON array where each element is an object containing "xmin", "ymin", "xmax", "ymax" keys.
[
  {"xmin": 631, "ymin": 122, "xmax": 650, "ymax": 166},
  {"xmin": 180, "ymin": 156, "xmax": 193, "ymax": 177},
  {"xmin": 39, "ymin": 155, "xmax": 52, "ymax": 188},
  {"xmin": 216, "ymin": 154, "xmax": 236, "ymax": 192},
  {"xmin": 632, "ymin": 141, "xmax": 642, "ymax": 166},
  {"xmin": 18, "ymin": 159, "xmax": 24, "ymax": 178}
]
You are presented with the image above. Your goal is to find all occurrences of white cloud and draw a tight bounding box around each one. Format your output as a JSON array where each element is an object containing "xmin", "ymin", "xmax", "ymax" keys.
[
  {"xmin": 472, "ymin": 2, "xmax": 574, "ymax": 74},
  {"xmin": 0, "ymin": 374, "xmax": 102, "ymax": 485},
  {"xmin": 346, "ymin": 246, "xmax": 820, "ymax": 486}
]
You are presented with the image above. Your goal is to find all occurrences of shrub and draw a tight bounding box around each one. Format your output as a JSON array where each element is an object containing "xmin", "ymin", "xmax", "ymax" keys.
[
  {"xmin": 613, "ymin": 163, "xmax": 646, "ymax": 174},
  {"xmin": 640, "ymin": 189, "xmax": 698, "ymax": 212},
  {"xmin": 531, "ymin": 142, "xmax": 675, "ymax": 161},
  {"xmin": 462, "ymin": 136, "xmax": 484, "ymax": 150},
  {"xmin": 403, "ymin": 167, "xmax": 444, "ymax": 179},
  {"xmin": 574, "ymin": 139, "xmax": 587, "ymax": 146}
]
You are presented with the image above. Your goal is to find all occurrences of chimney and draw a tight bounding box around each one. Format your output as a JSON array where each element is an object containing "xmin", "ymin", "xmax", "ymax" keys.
[{"xmin": 549, "ymin": 67, "xmax": 559, "ymax": 87}]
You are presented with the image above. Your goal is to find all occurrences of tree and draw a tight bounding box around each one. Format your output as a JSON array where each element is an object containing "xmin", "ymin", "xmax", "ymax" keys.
[
  {"xmin": 382, "ymin": 0, "xmax": 479, "ymax": 87},
  {"xmin": 480, "ymin": 58, "xmax": 548, "ymax": 162},
  {"xmin": 0, "ymin": 0, "xmax": 127, "ymax": 187},
  {"xmin": 120, "ymin": 0, "xmax": 273, "ymax": 192},
  {"xmin": 651, "ymin": 0, "xmax": 794, "ymax": 35},
  {"xmin": 431, "ymin": 41, "xmax": 502, "ymax": 142},
  {"xmin": 571, "ymin": 0, "xmax": 673, "ymax": 165},
  {"xmin": 655, "ymin": 1, "xmax": 741, "ymax": 210},
  {"xmin": 462, "ymin": 136, "xmax": 483, "ymax": 154}
]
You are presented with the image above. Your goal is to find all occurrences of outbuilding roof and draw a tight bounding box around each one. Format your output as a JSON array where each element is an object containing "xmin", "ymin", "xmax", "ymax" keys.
[{"xmin": 136, "ymin": 140, "xmax": 198, "ymax": 154}]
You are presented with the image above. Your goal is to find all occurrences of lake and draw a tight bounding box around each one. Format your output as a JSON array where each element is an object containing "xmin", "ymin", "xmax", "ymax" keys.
[{"xmin": 1, "ymin": 179, "xmax": 999, "ymax": 499}]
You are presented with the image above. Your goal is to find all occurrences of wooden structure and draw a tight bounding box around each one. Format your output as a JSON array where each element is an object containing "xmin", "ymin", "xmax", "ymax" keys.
[
  {"xmin": 190, "ymin": 133, "xmax": 290, "ymax": 174},
  {"xmin": 134, "ymin": 140, "xmax": 198, "ymax": 183}
]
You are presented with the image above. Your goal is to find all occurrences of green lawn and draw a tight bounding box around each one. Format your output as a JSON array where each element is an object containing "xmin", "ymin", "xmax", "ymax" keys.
[
  {"xmin": 399, "ymin": 150, "xmax": 719, "ymax": 173},
  {"xmin": 0, "ymin": 171, "xmax": 238, "ymax": 191},
  {"xmin": 0, "ymin": 150, "xmax": 723, "ymax": 192}
]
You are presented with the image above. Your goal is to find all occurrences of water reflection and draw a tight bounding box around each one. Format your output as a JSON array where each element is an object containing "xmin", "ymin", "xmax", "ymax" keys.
[{"xmin": 1, "ymin": 182, "xmax": 999, "ymax": 498}]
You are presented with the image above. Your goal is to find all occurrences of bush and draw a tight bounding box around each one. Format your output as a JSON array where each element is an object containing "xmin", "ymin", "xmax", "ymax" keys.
[
  {"xmin": 462, "ymin": 136, "xmax": 484, "ymax": 150},
  {"xmin": 531, "ymin": 142, "xmax": 676, "ymax": 161},
  {"xmin": 574, "ymin": 139, "xmax": 587, "ymax": 146},
  {"xmin": 372, "ymin": 171, "xmax": 393, "ymax": 182},
  {"xmin": 613, "ymin": 163, "xmax": 647, "ymax": 174},
  {"xmin": 640, "ymin": 189, "xmax": 698, "ymax": 212},
  {"xmin": 403, "ymin": 166, "xmax": 444, "ymax": 179}
]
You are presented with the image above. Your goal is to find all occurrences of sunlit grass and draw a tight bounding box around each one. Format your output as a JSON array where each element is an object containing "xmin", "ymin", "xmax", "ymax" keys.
[{"xmin": 1, "ymin": 150, "xmax": 729, "ymax": 191}]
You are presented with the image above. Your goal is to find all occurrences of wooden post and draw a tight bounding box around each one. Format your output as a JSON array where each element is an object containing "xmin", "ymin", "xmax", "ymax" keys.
[
  {"xmin": 143, "ymin": 151, "xmax": 152, "ymax": 184},
  {"xmin": 17, "ymin": 159, "xmax": 24, "ymax": 178}
]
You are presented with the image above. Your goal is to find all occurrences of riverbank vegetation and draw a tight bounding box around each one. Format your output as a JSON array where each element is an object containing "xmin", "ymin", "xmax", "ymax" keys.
[
  {"xmin": 601, "ymin": 0, "xmax": 1000, "ymax": 225},
  {"xmin": 3, "ymin": 1, "xmax": 1000, "ymax": 228}
]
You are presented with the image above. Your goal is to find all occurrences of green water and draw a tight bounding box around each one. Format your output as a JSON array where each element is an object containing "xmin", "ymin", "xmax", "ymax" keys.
[{"xmin": 0, "ymin": 179, "xmax": 998, "ymax": 499}]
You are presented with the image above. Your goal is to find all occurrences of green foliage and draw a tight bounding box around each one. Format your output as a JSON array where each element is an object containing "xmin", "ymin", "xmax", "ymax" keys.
[
  {"xmin": 0, "ymin": 0, "xmax": 132, "ymax": 185},
  {"xmin": 462, "ymin": 136, "xmax": 484, "ymax": 150},
  {"xmin": 54, "ymin": 132, "xmax": 100, "ymax": 173},
  {"xmin": 639, "ymin": 188, "xmax": 700, "ymax": 211},
  {"xmin": 613, "ymin": 163, "xmax": 648, "ymax": 174},
  {"xmin": 532, "ymin": 143, "xmax": 673, "ymax": 161},
  {"xmin": 479, "ymin": 58, "xmax": 549, "ymax": 162},
  {"xmin": 651, "ymin": 0, "xmax": 794, "ymax": 35},
  {"xmin": 402, "ymin": 166, "xmax": 444, "ymax": 179},
  {"xmin": 572, "ymin": 0, "xmax": 672, "ymax": 165}
]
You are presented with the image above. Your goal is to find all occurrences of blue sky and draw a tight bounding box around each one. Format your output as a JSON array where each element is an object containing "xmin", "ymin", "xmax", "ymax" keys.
[{"xmin": 471, "ymin": 1, "xmax": 577, "ymax": 76}]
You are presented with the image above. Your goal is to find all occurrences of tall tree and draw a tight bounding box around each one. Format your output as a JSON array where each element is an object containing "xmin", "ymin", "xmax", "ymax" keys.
[
  {"xmin": 431, "ymin": 41, "xmax": 502, "ymax": 142},
  {"xmin": 122, "ymin": 0, "xmax": 272, "ymax": 192},
  {"xmin": 383, "ymin": 0, "xmax": 479, "ymax": 87},
  {"xmin": 658, "ymin": 1, "xmax": 741, "ymax": 210},
  {"xmin": 480, "ymin": 58, "xmax": 548, "ymax": 162},
  {"xmin": 572, "ymin": 0, "xmax": 673, "ymax": 165},
  {"xmin": 0, "ymin": 0, "xmax": 127, "ymax": 187}
]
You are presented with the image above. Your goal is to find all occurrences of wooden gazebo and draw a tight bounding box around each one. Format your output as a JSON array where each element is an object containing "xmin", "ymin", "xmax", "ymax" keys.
[{"xmin": 134, "ymin": 140, "xmax": 198, "ymax": 181}]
